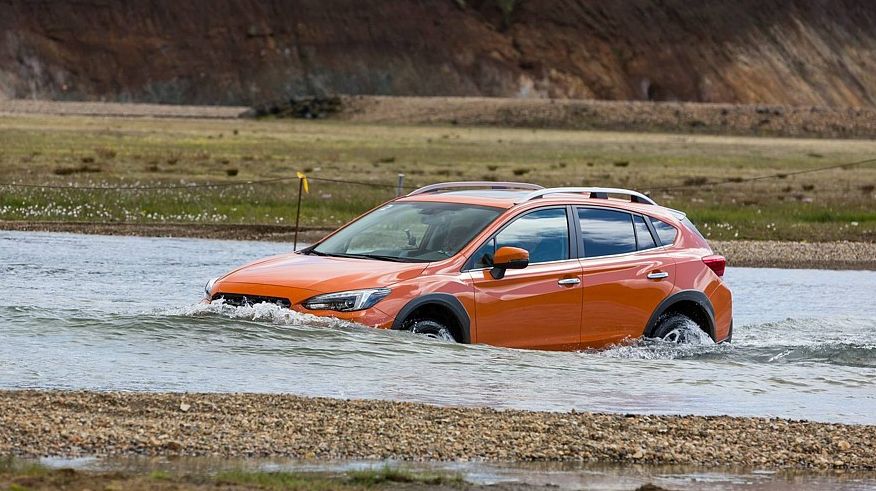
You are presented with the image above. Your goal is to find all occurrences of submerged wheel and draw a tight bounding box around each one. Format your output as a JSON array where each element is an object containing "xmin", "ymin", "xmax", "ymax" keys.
[
  {"xmin": 405, "ymin": 319, "xmax": 458, "ymax": 342},
  {"xmin": 651, "ymin": 313, "xmax": 708, "ymax": 344}
]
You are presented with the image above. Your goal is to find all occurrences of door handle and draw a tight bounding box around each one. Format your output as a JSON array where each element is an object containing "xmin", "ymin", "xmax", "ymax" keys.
[
  {"xmin": 557, "ymin": 278, "xmax": 581, "ymax": 286},
  {"xmin": 647, "ymin": 271, "xmax": 669, "ymax": 280}
]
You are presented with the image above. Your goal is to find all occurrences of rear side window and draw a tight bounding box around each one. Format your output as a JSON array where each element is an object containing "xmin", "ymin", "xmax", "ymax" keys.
[
  {"xmin": 650, "ymin": 217, "xmax": 678, "ymax": 245},
  {"xmin": 633, "ymin": 215, "xmax": 657, "ymax": 250},
  {"xmin": 471, "ymin": 207, "xmax": 570, "ymax": 268},
  {"xmin": 578, "ymin": 208, "xmax": 637, "ymax": 258}
]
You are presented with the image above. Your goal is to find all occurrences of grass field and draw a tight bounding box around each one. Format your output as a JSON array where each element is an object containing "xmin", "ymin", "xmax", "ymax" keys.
[{"xmin": 1, "ymin": 113, "xmax": 874, "ymax": 241}]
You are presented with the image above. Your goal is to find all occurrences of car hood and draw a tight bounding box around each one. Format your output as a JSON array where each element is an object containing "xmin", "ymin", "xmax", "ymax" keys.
[{"xmin": 216, "ymin": 253, "xmax": 428, "ymax": 293}]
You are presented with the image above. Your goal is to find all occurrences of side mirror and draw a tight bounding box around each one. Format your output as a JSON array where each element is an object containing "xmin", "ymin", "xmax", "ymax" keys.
[{"xmin": 490, "ymin": 246, "xmax": 529, "ymax": 279}]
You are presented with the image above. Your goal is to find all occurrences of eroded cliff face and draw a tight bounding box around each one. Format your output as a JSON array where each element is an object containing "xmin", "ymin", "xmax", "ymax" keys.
[{"xmin": 1, "ymin": 0, "xmax": 874, "ymax": 107}]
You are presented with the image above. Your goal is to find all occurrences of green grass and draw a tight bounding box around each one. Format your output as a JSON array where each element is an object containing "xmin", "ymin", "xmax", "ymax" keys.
[
  {"xmin": 679, "ymin": 203, "xmax": 876, "ymax": 241},
  {"xmin": 347, "ymin": 466, "xmax": 464, "ymax": 486},
  {"xmin": 0, "ymin": 114, "xmax": 874, "ymax": 241},
  {"xmin": 215, "ymin": 470, "xmax": 343, "ymax": 490},
  {"xmin": 0, "ymin": 457, "xmax": 50, "ymax": 477},
  {"xmin": 0, "ymin": 463, "xmax": 466, "ymax": 490},
  {"xmin": 214, "ymin": 467, "xmax": 463, "ymax": 489},
  {"xmin": 147, "ymin": 470, "xmax": 171, "ymax": 480}
]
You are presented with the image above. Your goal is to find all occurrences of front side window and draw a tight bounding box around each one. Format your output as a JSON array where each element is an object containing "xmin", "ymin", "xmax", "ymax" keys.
[
  {"xmin": 472, "ymin": 208, "xmax": 570, "ymax": 268},
  {"xmin": 578, "ymin": 208, "xmax": 637, "ymax": 258},
  {"xmin": 313, "ymin": 202, "xmax": 502, "ymax": 262}
]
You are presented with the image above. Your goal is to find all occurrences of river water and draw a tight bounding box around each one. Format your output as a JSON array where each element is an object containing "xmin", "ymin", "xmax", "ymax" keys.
[
  {"xmin": 1, "ymin": 231, "xmax": 875, "ymax": 424},
  {"xmin": 36, "ymin": 456, "xmax": 876, "ymax": 491}
]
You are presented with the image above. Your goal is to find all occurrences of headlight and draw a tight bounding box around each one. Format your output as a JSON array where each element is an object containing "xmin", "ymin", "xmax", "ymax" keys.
[
  {"xmin": 204, "ymin": 277, "xmax": 218, "ymax": 298},
  {"xmin": 302, "ymin": 288, "xmax": 391, "ymax": 312}
]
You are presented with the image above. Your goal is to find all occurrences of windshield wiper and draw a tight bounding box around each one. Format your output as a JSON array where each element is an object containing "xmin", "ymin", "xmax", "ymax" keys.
[
  {"xmin": 357, "ymin": 254, "xmax": 425, "ymax": 263},
  {"xmin": 309, "ymin": 251, "xmax": 424, "ymax": 263}
]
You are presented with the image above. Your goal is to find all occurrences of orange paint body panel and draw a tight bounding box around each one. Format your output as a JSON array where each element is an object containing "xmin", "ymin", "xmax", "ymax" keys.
[
  {"xmin": 470, "ymin": 261, "xmax": 583, "ymax": 350},
  {"xmin": 208, "ymin": 184, "xmax": 733, "ymax": 350},
  {"xmin": 579, "ymin": 251, "xmax": 676, "ymax": 347}
]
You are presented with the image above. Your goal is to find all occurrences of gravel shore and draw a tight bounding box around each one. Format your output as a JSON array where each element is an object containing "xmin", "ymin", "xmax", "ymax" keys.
[
  {"xmin": 2, "ymin": 222, "xmax": 874, "ymax": 270},
  {"xmin": 0, "ymin": 221, "xmax": 333, "ymax": 244},
  {"xmin": 2, "ymin": 391, "xmax": 874, "ymax": 470},
  {"xmin": 710, "ymin": 240, "xmax": 876, "ymax": 270}
]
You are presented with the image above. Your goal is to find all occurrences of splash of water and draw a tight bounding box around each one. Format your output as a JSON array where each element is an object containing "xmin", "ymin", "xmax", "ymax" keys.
[
  {"xmin": 168, "ymin": 299, "xmax": 363, "ymax": 330},
  {"xmin": 595, "ymin": 320, "xmax": 720, "ymax": 360}
]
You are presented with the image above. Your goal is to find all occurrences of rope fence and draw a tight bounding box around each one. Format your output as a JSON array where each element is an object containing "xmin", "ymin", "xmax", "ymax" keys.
[
  {"xmin": 0, "ymin": 175, "xmax": 414, "ymax": 192},
  {"xmin": 647, "ymin": 157, "xmax": 876, "ymax": 192}
]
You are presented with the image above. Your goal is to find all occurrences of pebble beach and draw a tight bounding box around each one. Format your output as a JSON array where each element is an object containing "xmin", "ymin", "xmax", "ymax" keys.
[{"xmin": 2, "ymin": 391, "xmax": 874, "ymax": 471}]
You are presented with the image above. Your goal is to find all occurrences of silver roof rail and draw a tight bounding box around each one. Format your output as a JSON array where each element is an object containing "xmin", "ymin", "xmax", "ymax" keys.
[
  {"xmin": 407, "ymin": 181, "xmax": 544, "ymax": 196},
  {"xmin": 519, "ymin": 187, "xmax": 658, "ymax": 205}
]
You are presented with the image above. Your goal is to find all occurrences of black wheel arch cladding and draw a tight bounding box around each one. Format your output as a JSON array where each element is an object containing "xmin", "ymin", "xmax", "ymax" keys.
[
  {"xmin": 391, "ymin": 293, "xmax": 471, "ymax": 344},
  {"xmin": 644, "ymin": 290, "xmax": 717, "ymax": 341}
]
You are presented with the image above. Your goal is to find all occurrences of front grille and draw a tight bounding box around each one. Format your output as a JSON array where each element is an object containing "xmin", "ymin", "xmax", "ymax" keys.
[{"xmin": 212, "ymin": 293, "xmax": 291, "ymax": 308}]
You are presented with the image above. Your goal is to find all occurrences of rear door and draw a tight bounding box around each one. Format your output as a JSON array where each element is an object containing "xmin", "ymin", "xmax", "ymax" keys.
[
  {"xmin": 467, "ymin": 207, "xmax": 583, "ymax": 350},
  {"xmin": 574, "ymin": 207, "xmax": 675, "ymax": 347}
]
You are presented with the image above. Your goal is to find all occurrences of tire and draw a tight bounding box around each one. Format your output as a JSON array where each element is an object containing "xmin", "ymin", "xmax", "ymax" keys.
[
  {"xmin": 405, "ymin": 319, "xmax": 458, "ymax": 342},
  {"xmin": 651, "ymin": 313, "xmax": 709, "ymax": 344}
]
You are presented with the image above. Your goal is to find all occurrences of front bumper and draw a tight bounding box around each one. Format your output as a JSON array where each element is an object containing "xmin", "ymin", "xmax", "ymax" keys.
[
  {"xmin": 290, "ymin": 304, "xmax": 396, "ymax": 329},
  {"xmin": 204, "ymin": 292, "xmax": 395, "ymax": 329},
  {"xmin": 206, "ymin": 281, "xmax": 397, "ymax": 329}
]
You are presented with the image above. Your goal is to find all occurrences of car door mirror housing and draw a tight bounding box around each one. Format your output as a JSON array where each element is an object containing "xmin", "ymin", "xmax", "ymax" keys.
[{"xmin": 491, "ymin": 246, "xmax": 530, "ymax": 279}]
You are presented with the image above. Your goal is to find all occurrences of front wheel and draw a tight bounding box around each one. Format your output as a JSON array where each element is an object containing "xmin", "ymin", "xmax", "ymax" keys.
[
  {"xmin": 405, "ymin": 319, "xmax": 457, "ymax": 342},
  {"xmin": 651, "ymin": 313, "xmax": 710, "ymax": 344}
]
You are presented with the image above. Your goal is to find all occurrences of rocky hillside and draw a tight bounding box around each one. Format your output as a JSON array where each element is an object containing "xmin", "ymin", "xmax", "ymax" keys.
[{"xmin": 1, "ymin": 0, "xmax": 875, "ymax": 107}]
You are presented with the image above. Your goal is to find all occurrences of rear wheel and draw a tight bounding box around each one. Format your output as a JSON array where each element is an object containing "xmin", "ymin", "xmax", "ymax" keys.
[
  {"xmin": 405, "ymin": 319, "xmax": 457, "ymax": 342},
  {"xmin": 652, "ymin": 313, "xmax": 709, "ymax": 344}
]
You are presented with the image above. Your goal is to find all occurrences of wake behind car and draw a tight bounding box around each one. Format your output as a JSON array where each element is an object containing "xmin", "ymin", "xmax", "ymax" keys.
[{"xmin": 205, "ymin": 182, "xmax": 732, "ymax": 350}]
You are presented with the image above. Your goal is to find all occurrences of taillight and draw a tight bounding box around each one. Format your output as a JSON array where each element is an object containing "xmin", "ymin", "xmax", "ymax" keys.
[{"xmin": 702, "ymin": 255, "xmax": 726, "ymax": 277}]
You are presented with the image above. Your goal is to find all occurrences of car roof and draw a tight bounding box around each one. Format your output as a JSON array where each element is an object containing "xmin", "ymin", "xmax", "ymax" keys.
[{"xmin": 397, "ymin": 186, "xmax": 684, "ymax": 222}]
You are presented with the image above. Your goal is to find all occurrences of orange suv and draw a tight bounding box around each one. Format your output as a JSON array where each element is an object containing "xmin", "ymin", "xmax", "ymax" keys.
[{"xmin": 205, "ymin": 182, "xmax": 732, "ymax": 350}]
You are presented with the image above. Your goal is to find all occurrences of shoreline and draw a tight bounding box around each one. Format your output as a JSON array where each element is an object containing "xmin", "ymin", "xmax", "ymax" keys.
[
  {"xmin": 2, "ymin": 390, "xmax": 874, "ymax": 471},
  {"xmin": 1, "ymin": 221, "xmax": 875, "ymax": 270}
]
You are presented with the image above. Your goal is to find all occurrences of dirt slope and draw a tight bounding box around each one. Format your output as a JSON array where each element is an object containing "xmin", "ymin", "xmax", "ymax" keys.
[{"xmin": 1, "ymin": 0, "xmax": 875, "ymax": 107}]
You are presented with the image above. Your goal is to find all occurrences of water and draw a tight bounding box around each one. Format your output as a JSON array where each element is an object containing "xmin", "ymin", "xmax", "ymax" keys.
[
  {"xmin": 1, "ymin": 231, "xmax": 875, "ymax": 424},
  {"xmin": 35, "ymin": 456, "xmax": 876, "ymax": 491}
]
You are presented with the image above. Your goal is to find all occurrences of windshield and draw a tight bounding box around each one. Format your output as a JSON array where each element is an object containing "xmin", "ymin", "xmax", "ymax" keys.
[{"xmin": 311, "ymin": 201, "xmax": 503, "ymax": 262}]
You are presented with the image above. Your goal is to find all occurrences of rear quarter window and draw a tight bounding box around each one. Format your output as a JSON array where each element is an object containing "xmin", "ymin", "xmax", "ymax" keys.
[{"xmin": 650, "ymin": 217, "xmax": 679, "ymax": 245}]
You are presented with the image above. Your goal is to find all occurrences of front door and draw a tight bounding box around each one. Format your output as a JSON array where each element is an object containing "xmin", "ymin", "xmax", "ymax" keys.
[
  {"xmin": 575, "ymin": 207, "xmax": 675, "ymax": 347},
  {"xmin": 468, "ymin": 207, "xmax": 583, "ymax": 350}
]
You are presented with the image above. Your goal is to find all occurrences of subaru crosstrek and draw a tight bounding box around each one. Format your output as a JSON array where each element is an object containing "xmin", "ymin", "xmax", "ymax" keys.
[{"xmin": 205, "ymin": 182, "xmax": 732, "ymax": 350}]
